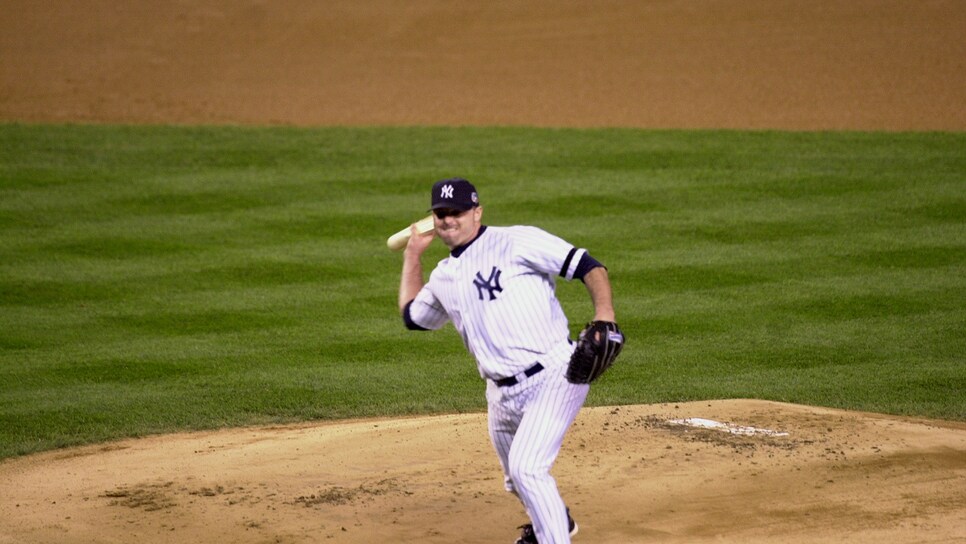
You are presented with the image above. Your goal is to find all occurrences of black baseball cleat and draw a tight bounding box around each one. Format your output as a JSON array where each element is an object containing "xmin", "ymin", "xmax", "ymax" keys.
[{"xmin": 513, "ymin": 509, "xmax": 578, "ymax": 543}]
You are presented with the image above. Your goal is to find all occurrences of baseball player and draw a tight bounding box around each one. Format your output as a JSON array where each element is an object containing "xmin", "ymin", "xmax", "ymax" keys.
[{"xmin": 398, "ymin": 178, "xmax": 624, "ymax": 543}]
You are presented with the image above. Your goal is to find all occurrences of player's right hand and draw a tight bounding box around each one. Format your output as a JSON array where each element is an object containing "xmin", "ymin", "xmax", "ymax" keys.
[{"xmin": 405, "ymin": 222, "xmax": 435, "ymax": 254}]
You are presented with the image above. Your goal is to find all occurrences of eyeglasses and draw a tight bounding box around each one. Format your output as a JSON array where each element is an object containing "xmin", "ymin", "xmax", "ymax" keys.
[{"xmin": 433, "ymin": 208, "xmax": 467, "ymax": 219}]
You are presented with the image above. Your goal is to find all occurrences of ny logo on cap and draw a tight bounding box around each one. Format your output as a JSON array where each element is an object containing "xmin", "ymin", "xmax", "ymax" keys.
[{"xmin": 441, "ymin": 184, "xmax": 454, "ymax": 199}]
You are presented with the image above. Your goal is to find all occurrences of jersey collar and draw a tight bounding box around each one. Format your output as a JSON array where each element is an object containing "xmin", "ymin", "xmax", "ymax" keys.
[{"xmin": 451, "ymin": 225, "xmax": 487, "ymax": 258}]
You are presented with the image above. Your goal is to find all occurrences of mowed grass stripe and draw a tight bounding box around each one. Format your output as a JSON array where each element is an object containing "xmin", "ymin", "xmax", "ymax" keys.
[{"xmin": 1, "ymin": 124, "xmax": 963, "ymax": 458}]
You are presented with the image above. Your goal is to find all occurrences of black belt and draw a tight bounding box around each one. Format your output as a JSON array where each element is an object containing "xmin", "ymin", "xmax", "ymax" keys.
[{"xmin": 495, "ymin": 362, "xmax": 545, "ymax": 387}]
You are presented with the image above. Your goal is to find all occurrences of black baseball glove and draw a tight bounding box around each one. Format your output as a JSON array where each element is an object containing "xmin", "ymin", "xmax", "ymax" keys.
[{"xmin": 566, "ymin": 320, "xmax": 625, "ymax": 384}]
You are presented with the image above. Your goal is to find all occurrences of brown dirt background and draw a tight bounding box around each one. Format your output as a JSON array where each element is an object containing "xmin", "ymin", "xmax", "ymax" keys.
[
  {"xmin": 2, "ymin": 0, "xmax": 965, "ymax": 129},
  {"xmin": 1, "ymin": 1, "xmax": 965, "ymax": 543}
]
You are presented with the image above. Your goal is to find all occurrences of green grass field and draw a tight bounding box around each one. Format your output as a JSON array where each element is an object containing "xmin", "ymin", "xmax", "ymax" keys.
[{"xmin": 1, "ymin": 123, "xmax": 964, "ymax": 459}]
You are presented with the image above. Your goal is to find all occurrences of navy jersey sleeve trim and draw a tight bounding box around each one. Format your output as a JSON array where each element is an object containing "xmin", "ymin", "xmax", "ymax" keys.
[
  {"xmin": 559, "ymin": 247, "xmax": 579, "ymax": 278},
  {"xmin": 402, "ymin": 300, "xmax": 429, "ymax": 331},
  {"xmin": 573, "ymin": 252, "xmax": 605, "ymax": 282}
]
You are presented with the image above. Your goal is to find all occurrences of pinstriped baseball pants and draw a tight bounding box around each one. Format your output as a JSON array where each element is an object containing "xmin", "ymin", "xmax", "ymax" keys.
[{"xmin": 486, "ymin": 361, "xmax": 590, "ymax": 544}]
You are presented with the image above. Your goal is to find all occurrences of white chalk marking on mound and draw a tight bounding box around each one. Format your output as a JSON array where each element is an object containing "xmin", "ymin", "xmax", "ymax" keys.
[{"xmin": 667, "ymin": 417, "xmax": 789, "ymax": 437}]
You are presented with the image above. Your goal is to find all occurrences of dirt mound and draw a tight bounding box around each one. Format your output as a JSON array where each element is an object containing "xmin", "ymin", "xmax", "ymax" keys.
[{"xmin": 2, "ymin": 400, "xmax": 964, "ymax": 543}]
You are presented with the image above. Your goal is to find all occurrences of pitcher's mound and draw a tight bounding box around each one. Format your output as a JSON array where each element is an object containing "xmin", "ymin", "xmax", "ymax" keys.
[{"xmin": 1, "ymin": 400, "xmax": 964, "ymax": 543}]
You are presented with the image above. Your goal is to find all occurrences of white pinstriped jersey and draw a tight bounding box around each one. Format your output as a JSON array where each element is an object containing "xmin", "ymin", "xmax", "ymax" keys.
[{"xmin": 407, "ymin": 225, "xmax": 587, "ymax": 381}]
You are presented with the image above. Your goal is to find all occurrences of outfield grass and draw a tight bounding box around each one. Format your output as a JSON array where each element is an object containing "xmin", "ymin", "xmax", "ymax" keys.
[{"xmin": 1, "ymin": 124, "xmax": 964, "ymax": 459}]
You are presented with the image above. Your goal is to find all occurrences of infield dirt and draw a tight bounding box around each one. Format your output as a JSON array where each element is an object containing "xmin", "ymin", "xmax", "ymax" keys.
[
  {"xmin": 2, "ymin": 401, "xmax": 964, "ymax": 543},
  {"xmin": 1, "ymin": 1, "xmax": 965, "ymax": 543},
  {"xmin": 2, "ymin": 0, "xmax": 965, "ymax": 130}
]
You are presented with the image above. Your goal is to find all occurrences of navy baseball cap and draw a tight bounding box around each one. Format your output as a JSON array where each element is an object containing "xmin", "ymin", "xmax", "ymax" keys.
[{"xmin": 430, "ymin": 178, "xmax": 479, "ymax": 211}]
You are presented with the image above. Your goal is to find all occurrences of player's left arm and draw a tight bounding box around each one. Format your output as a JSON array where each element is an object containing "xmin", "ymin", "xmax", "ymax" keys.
[
  {"xmin": 581, "ymin": 266, "xmax": 616, "ymax": 322},
  {"xmin": 566, "ymin": 258, "xmax": 624, "ymax": 384}
]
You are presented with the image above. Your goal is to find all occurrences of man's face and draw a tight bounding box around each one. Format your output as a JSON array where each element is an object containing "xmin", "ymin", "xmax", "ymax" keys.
[{"xmin": 433, "ymin": 206, "xmax": 483, "ymax": 249}]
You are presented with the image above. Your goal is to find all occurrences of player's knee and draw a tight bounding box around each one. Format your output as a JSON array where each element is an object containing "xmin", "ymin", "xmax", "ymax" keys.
[{"xmin": 507, "ymin": 457, "xmax": 549, "ymax": 493}]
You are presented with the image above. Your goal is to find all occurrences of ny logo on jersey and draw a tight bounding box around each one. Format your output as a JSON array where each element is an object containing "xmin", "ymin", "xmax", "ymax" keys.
[
  {"xmin": 440, "ymin": 184, "xmax": 454, "ymax": 199},
  {"xmin": 473, "ymin": 266, "xmax": 503, "ymax": 301}
]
